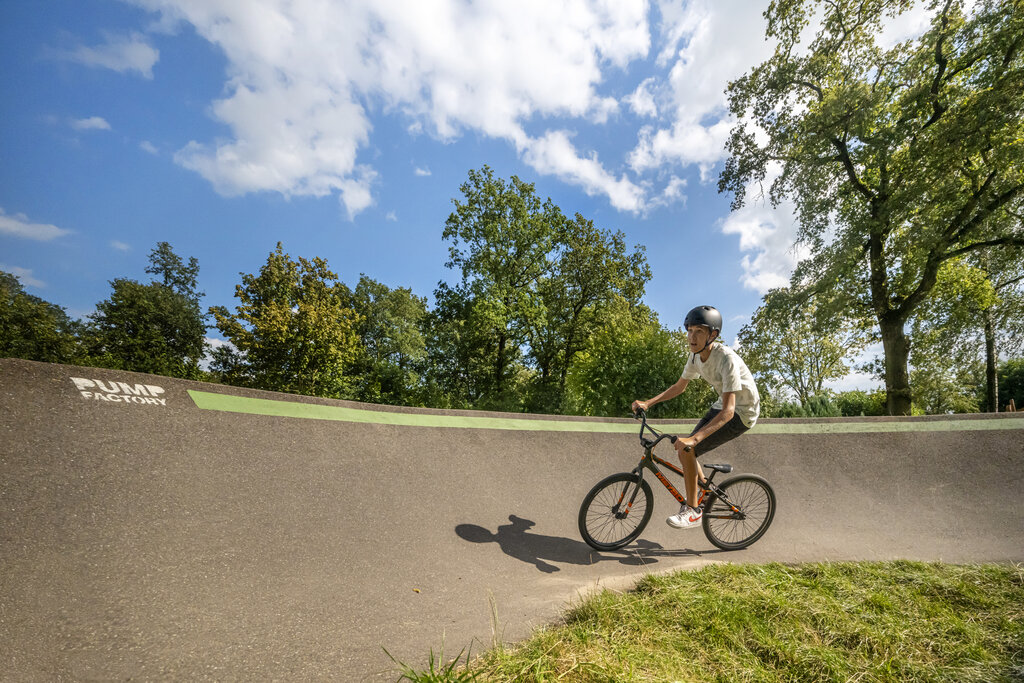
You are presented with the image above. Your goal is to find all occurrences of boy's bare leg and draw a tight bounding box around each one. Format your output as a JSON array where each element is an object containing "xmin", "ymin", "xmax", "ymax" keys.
[{"xmin": 681, "ymin": 451, "xmax": 703, "ymax": 507}]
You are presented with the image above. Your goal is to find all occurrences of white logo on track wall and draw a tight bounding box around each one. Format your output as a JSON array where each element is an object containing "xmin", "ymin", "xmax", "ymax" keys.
[{"xmin": 71, "ymin": 377, "xmax": 167, "ymax": 406}]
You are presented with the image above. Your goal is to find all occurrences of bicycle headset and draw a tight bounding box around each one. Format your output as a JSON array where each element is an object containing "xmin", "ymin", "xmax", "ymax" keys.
[{"xmin": 684, "ymin": 305, "xmax": 722, "ymax": 364}]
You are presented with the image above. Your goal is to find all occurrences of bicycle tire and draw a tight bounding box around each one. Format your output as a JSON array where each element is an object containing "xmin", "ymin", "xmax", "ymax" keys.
[
  {"xmin": 701, "ymin": 474, "xmax": 775, "ymax": 550},
  {"xmin": 578, "ymin": 472, "xmax": 654, "ymax": 551}
]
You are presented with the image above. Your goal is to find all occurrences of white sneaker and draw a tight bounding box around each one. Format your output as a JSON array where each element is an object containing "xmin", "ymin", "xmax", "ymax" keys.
[{"xmin": 666, "ymin": 504, "xmax": 702, "ymax": 529}]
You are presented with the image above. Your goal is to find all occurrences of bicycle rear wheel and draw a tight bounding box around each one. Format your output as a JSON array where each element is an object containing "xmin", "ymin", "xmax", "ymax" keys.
[
  {"xmin": 578, "ymin": 472, "xmax": 653, "ymax": 551},
  {"xmin": 701, "ymin": 474, "xmax": 775, "ymax": 550}
]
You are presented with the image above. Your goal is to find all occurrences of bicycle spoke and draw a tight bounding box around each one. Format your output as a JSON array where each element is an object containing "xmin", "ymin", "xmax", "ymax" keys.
[
  {"xmin": 704, "ymin": 478, "xmax": 774, "ymax": 549},
  {"xmin": 581, "ymin": 476, "xmax": 650, "ymax": 547}
]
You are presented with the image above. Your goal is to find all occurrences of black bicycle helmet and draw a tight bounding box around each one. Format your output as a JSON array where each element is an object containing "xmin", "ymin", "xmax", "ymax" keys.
[{"xmin": 684, "ymin": 305, "xmax": 722, "ymax": 334}]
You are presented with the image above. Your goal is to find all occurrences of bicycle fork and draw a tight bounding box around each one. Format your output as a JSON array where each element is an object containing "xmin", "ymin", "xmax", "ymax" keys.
[{"xmin": 612, "ymin": 469, "xmax": 645, "ymax": 519}]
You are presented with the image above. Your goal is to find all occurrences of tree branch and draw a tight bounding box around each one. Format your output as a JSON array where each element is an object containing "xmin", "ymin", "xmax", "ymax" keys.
[
  {"xmin": 829, "ymin": 135, "xmax": 875, "ymax": 201},
  {"xmin": 949, "ymin": 181, "xmax": 1024, "ymax": 246},
  {"xmin": 923, "ymin": 0, "xmax": 954, "ymax": 129},
  {"xmin": 899, "ymin": 183, "xmax": 1024, "ymax": 318},
  {"xmin": 995, "ymin": 274, "xmax": 1024, "ymax": 292},
  {"xmin": 793, "ymin": 79, "xmax": 824, "ymax": 100},
  {"xmin": 940, "ymin": 236, "xmax": 1024, "ymax": 264}
]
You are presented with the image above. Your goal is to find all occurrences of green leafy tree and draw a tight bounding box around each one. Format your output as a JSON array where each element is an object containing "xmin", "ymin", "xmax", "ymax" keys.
[
  {"xmin": 906, "ymin": 241, "xmax": 1024, "ymax": 412},
  {"xmin": 422, "ymin": 283, "xmax": 489, "ymax": 409},
  {"xmin": 435, "ymin": 166, "xmax": 561, "ymax": 409},
  {"xmin": 86, "ymin": 243, "xmax": 207, "ymax": 378},
  {"xmin": 566, "ymin": 300, "xmax": 715, "ymax": 418},
  {"xmin": 350, "ymin": 275, "xmax": 428, "ymax": 406},
  {"xmin": 906, "ymin": 259, "xmax": 995, "ymax": 412},
  {"xmin": 146, "ymin": 241, "xmax": 202, "ymax": 302},
  {"xmin": 210, "ymin": 243, "xmax": 362, "ymax": 397},
  {"xmin": 527, "ymin": 213, "xmax": 651, "ymax": 413},
  {"xmin": 433, "ymin": 166, "xmax": 653, "ymax": 414},
  {"xmin": 976, "ymin": 240, "xmax": 1024, "ymax": 411},
  {"xmin": 912, "ymin": 358, "xmax": 984, "ymax": 413},
  {"xmin": 737, "ymin": 288, "xmax": 867, "ymax": 406},
  {"xmin": 0, "ymin": 271, "xmax": 83, "ymax": 363},
  {"xmin": 721, "ymin": 0, "xmax": 1024, "ymax": 415},
  {"xmin": 998, "ymin": 357, "xmax": 1024, "ymax": 411}
]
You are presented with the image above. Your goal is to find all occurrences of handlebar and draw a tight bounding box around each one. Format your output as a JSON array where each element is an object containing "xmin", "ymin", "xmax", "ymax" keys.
[{"xmin": 632, "ymin": 408, "xmax": 692, "ymax": 452}]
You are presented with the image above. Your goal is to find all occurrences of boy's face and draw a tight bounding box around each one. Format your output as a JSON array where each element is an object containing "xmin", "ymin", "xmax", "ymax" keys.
[{"xmin": 686, "ymin": 325, "xmax": 716, "ymax": 353}]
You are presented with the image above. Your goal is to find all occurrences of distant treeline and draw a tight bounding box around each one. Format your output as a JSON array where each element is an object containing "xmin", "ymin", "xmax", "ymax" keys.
[{"xmin": 3, "ymin": 167, "xmax": 1023, "ymax": 417}]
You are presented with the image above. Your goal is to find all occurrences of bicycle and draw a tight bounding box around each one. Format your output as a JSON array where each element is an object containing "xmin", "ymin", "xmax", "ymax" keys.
[{"xmin": 578, "ymin": 409, "xmax": 776, "ymax": 551}]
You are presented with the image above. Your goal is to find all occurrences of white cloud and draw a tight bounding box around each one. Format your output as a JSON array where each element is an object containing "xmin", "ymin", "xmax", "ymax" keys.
[
  {"xmin": 385, "ymin": 211, "xmax": 397, "ymax": 221},
  {"xmin": 520, "ymin": 130, "xmax": 645, "ymax": 213},
  {"xmin": 70, "ymin": 116, "xmax": 112, "ymax": 131},
  {"xmin": 61, "ymin": 31, "xmax": 159, "ymax": 78},
  {"xmin": 876, "ymin": 5, "xmax": 939, "ymax": 49},
  {"xmin": 719, "ymin": 166, "xmax": 805, "ymax": 294},
  {"xmin": 206, "ymin": 337, "xmax": 234, "ymax": 352},
  {"xmin": 110, "ymin": 240, "xmax": 132, "ymax": 252},
  {"xmin": 658, "ymin": 175, "xmax": 688, "ymax": 206},
  {"xmin": 337, "ymin": 165, "xmax": 377, "ymax": 220},
  {"xmin": 628, "ymin": 0, "xmax": 776, "ymax": 174},
  {"xmin": 590, "ymin": 96, "xmax": 620, "ymax": 124},
  {"xmin": 629, "ymin": 118, "xmax": 733, "ymax": 177},
  {"xmin": 0, "ymin": 209, "xmax": 72, "ymax": 241},
  {"xmin": 0, "ymin": 265, "xmax": 46, "ymax": 289},
  {"xmin": 624, "ymin": 77, "xmax": 658, "ymax": 118},
  {"xmin": 126, "ymin": 0, "xmax": 651, "ymax": 216},
  {"xmin": 414, "ymin": 167, "xmax": 431, "ymax": 177},
  {"xmin": 139, "ymin": 140, "xmax": 159, "ymax": 154}
]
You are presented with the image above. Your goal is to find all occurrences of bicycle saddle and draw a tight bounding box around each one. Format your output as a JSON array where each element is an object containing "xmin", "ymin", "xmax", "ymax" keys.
[{"xmin": 704, "ymin": 463, "xmax": 733, "ymax": 473}]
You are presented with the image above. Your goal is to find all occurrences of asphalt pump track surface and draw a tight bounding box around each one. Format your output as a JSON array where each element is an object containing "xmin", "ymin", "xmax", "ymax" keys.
[{"xmin": 3, "ymin": 358, "xmax": 1023, "ymax": 680}]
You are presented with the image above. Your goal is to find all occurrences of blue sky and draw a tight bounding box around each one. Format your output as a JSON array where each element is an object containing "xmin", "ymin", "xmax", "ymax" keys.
[{"xmin": 2, "ymin": 1, "xmax": 923, "ymax": 390}]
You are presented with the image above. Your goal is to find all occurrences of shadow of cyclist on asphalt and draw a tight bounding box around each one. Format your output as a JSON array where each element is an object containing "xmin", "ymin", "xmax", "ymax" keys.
[{"xmin": 456, "ymin": 515, "xmax": 704, "ymax": 574}]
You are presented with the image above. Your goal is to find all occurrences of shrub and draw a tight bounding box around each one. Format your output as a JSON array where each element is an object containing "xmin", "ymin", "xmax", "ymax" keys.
[{"xmin": 835, "ymin": 389, "xmax": 887, "ymax": 416}]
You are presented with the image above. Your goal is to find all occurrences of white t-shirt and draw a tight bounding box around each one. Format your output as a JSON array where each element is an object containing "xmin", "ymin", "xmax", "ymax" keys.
[{"xmin": 681, "ymin": 343, "xmax": 760, "ymax": 427}]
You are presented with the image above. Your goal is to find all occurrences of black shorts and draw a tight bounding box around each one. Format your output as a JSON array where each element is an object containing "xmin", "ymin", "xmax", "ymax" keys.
[{"xmin": 689, "ymin": 408, "xmax": 749, "ymax": 457}]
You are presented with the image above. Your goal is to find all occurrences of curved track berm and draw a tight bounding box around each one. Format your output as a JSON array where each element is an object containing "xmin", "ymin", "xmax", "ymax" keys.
[{"xmin": 3, "ymin": 359, "xmax": 1022, "ymax": 680}]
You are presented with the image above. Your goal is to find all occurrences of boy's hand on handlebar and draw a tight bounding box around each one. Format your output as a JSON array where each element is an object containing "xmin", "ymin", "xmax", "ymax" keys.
[
  {"xmin": 674, "ymin": 436, "xmax": 697, "ymax": 454},
  {"xmin": 631, "ymin": 400, "xmax": 649, "ymax": 417}
]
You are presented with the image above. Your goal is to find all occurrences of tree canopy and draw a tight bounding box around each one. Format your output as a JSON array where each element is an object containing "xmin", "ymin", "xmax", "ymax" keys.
[
  {"xmin": 210, "ymin": 243, "xmax": 362, "ymax": 397},
  {"xmin": 737, "ymin": 288, "xmax": 868, "ymax": 405},
  {"xmin": 432, "ymin": 166, "xmax": 651, "ymax": 413},
  {"xmin": 721, "ymin": 0, "xmax": 1024, "ymax": 414},
  {"xmin": 1, "ymin": 271, "xmax": 82, "ymax": 364},
  {"xmin": 85, "ymin": 243, "xmax": 207, "ymax": 378}
]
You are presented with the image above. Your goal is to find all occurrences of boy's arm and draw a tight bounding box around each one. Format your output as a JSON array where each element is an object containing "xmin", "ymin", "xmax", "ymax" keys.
[{"xmin": 633, "ymin": 377, "xmax": 689, "ymax": 413}]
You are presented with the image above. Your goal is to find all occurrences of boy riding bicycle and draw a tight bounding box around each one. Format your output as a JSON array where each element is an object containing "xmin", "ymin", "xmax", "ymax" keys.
[{"xmin": 632, "ymin": 305, "xmax": 760, "ymax": 529}]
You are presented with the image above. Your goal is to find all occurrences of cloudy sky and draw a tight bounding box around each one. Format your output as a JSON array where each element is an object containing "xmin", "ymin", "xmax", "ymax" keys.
[{"xmin": 1, "ymin": 0, "xmax": 926, "ymax": 390}]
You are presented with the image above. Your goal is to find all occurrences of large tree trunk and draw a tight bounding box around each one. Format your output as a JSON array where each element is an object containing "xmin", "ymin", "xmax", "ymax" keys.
[
  {"xmin": 984, "ymin": 308, "xmax": 998, "ymax": 413},
  {"xmin": 879, "ymin": 314, "xmax": 912, "ymax": 416}
]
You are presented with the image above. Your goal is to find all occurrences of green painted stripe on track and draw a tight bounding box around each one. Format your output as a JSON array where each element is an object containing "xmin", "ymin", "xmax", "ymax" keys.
[
  {"xmin": 187, "ymin": 390, "xmax": 1024, "ymax": 434},
  {"xmin": 751, "ymin": 420, "xmax": 1024, "ymax": 433},
  {"xmin": 188, "ymin": 390, "xmax": 642, "ymax": 433}
]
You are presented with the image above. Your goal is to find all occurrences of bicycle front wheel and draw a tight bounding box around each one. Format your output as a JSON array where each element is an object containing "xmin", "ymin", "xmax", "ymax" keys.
[
  {"xmin": 578, "ymin": 472, "xmax": 654, "ymax": 551},
  {"xmin": 702, "ymin": 474, "xmax": 775, "ymax": 550}
]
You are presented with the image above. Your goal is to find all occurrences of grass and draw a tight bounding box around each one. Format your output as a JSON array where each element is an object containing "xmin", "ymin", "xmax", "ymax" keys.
[{"xmin": 394, "ymin": 561, "xmax": 1024, "ymax": 682}]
